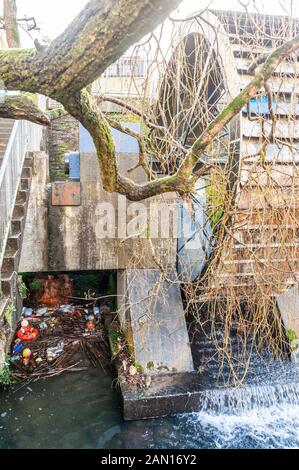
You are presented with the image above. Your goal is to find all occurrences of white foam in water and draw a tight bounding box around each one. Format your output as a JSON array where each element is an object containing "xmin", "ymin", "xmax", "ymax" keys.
[
  {"xmin": 183, "ymin": 403, "xmax": 299, "ymax": 449},
  {"xmin": 178, "ymin": 318, "xmax": 299, "ymax": 448},
  {"xmin": 177, "ymin": 381, "xmax": 299, "ymax": 449},
  {"xmin": 198, "ymin": 382, "xmax": 299, "ymax": 413}
]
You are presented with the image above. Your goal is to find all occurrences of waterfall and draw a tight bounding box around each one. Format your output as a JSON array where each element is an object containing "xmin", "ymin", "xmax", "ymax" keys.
[{"xmin": 198, "ymin": 381, "xmax": 299, "ymax": 414}]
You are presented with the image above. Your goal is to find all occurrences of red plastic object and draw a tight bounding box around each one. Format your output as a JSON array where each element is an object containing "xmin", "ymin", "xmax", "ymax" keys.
[{"xmin": 17, "ymin": 327, "xmax": 39, "ymax": 342}]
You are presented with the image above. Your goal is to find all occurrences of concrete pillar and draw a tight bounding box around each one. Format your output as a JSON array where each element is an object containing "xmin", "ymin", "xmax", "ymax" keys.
[{"xmin": 117, "ymin": 268, "xmax": 194, "ymax": 375}]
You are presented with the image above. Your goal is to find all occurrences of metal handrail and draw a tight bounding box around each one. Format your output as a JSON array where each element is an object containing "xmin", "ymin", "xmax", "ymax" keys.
[
  {"xmin": 0, "ymin": 95, "xmax": 46, "ymax": 274},
  {"xmin": 0, "ymin": 121, "xmax": 28, "ymax": 271}
]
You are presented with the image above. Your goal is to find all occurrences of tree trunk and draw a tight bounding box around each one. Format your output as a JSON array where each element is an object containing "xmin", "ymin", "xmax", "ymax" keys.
[{"xmin": 3, "ymin": 0, "xmax": 20, "ymax": 48}]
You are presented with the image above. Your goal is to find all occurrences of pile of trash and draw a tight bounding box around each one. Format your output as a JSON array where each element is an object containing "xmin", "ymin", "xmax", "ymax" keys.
[{"xmin": 10, "ymin": 304, "xmax": 110, "ymax": 381}]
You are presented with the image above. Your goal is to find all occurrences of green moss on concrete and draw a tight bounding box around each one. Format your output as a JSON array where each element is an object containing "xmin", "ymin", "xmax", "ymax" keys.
[
  {"xmin": 205, "ymin": 181, "xmax": 224, "ymax": 229},
  {"xmin": 287, "ymin": 329, "xmax": 298, "ymax": 342}
]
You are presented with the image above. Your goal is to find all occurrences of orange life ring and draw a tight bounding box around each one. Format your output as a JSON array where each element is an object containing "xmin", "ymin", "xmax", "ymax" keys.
[{"xmin": 17, "ymin": 327, "xmax": 39, "ymax": 342}]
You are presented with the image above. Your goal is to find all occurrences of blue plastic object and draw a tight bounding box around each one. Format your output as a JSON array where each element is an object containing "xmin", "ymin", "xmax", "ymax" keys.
[{"xmin": 13, "ymin": 343, "xmax": 24, "ymax": 355}]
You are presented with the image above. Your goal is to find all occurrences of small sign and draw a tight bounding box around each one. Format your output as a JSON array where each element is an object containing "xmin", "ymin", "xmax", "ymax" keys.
[{"xmin": 51, "ymin": 181, "xmax": 81, "ymax": 206}]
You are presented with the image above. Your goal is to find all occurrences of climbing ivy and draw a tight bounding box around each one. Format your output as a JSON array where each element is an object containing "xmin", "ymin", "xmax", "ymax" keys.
[
  {"xmin": 0, "ymin": 355, "xmax": 15, "ymax": 386},
  {"xmin": 4, "ymin": 302, "xmax": 15, "ymax": 329},
  {"xmin": 18, "ymin": 276, "xmax": 28, "ymax": 300}
]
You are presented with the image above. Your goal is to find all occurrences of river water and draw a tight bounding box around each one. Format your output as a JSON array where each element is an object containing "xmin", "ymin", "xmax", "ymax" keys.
[{"xmin": 0, "ymin": 366, "xmax": 298, "ymax": 449}]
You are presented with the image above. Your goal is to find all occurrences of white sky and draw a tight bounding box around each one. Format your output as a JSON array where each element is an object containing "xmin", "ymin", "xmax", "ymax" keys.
[{"xmin": 13, "ymin": 0, "xmax": 299, "ymax": 45}]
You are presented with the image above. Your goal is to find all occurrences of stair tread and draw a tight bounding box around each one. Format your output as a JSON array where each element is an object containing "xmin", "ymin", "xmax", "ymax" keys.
[
  {"xmin": 224, "ymin": 257, "xmax": 299, "ymax": 265},
  {"xmin": 3, "ymin": 247, "xmax": 18, "ymax": 259},
  {"xmin": 235, "ymin": 224, "xmax": 298, "ymax": 230},
  {"xmin": 0, "ymin": 297, "xmax": 9, "ymax": 318},
  {"xmin": 233, "ymin": 242, "xmax": 299, "ymax": 249},
  {"xmin": 1, "ymin": 272, "xmax": 16, "ymax": 282},
  {"xmin": 218, "ymin": 271, "xmax": 294, "ymax": 278},
  {"xmin": 14, "ymin": 201, "xmax": 27, "ymax": 207},
  {"xmin": 8, "ymin": 232, "xmax": 21, "ymax": 240}
]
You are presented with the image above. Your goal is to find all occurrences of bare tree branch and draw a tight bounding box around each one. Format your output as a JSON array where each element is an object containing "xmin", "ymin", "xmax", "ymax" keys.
[
  {"xmin": 0, "ymin": 94, "xmax": 67, "ymax": 125},
  {"xmin": 97, "ymin": 95, "xmax": 161, "ymax": 130}
]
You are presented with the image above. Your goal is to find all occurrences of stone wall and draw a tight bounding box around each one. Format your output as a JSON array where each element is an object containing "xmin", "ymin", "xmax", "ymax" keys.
[{"xmin": 47, "ymin": 113, "xmax": 79, "ymax": 181}]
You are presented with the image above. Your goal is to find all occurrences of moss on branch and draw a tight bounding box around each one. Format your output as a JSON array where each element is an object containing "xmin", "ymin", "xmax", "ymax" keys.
[{"xmin": 0, "ymin": 94, "xmax": 50, "ymax": 125}]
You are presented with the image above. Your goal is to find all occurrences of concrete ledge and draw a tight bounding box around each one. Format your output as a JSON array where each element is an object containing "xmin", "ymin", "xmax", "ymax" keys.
[{"xmin": 120, "ymin": 372, "xmax": 204, "ymax": 421}]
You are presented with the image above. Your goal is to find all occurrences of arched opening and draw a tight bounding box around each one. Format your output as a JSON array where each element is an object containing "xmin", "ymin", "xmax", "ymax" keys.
[
  {"xmin": 153, "ymin": 31, "xmax": 240, "ymax": 190},
  {"xmin": 152, "ymin": 29, "xmax": 240, "ymax": 281}
]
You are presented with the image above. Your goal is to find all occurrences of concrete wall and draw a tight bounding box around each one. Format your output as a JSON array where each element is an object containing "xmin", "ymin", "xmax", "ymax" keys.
[
  {"xmin": 19, "ymin": 149, "xmax": 177, "ymax": 273},
  {"xmin": 80, "ymin": 122, "xmax": 140, "ymax": 153},
  {"xmin": 19, "ymin": 152, "xmax": 49, "ymax": 273},
  {"xmin": 49, "ymin": 151, "xmax": 176, "ymax": 271},
  {"xmin": 92, "ymin": 76, "xmax": 147, "ymax": 99}
]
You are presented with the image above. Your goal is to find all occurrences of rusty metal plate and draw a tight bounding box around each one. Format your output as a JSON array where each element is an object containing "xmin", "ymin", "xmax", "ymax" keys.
[{"xmin": 51, "ymin": 181, "xmax": 81, "ymax": 206}]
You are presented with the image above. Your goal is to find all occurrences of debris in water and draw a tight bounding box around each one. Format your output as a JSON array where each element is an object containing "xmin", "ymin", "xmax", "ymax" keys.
[
  {"xmin": 21, "ymin": 349, "xmax": 32, "ymax": 367},
  {"xmin": 46, "ymin": 342, "xmax": 64, "ymax": 362},
  {"xmin": 85, "ymin": 315, "xmax": 96, "ymax": 331},
  {"xmin": 10, "ymin": 302, "xmax": 110, "ymax": 382},
  {"xmin": 17, "ymin": 320, "xmax": 38, "ymax": 342},
  {"xmin": 129, "ymin": 365, "xmax": 137, "ymax": 376}
]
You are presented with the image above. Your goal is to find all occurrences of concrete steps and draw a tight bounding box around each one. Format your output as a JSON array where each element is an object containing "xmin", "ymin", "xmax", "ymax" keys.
[
  {"xmin": 0, "ymin": 154, "xmax": 33, "ymax": 319},
  {"xmin": 1, "ymin": 272, "xmax": 18, "ymax": 298}
]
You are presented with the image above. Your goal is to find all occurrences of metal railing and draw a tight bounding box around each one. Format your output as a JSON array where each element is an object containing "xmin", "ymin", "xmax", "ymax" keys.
[
  {"xmin": 0, "ymin": 95, "xmax": 46, "ymax": 273},
  {"xmin": 103, "ymin": 57, "xmax": 148, "ymax": 78}
]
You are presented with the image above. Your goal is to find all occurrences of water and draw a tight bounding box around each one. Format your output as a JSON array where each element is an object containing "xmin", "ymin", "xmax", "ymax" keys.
[{"xmin": 0, "ymin": 366, "xmax": 299, "ymax": 449}]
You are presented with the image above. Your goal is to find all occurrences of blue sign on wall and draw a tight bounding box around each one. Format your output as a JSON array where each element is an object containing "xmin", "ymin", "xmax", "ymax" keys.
[
  {"xmin": 68, "ymin": 152, "xmax": 80, "ymax": 180},
  {"xmin": 243, "ymin": 96, "xmax": 299, "ymax": 116}
]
